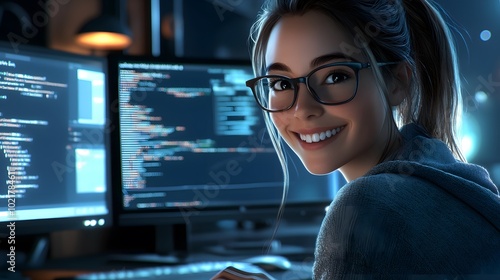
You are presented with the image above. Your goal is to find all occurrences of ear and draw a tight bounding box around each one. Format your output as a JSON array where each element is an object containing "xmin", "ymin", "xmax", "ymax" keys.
[{"xmin": 387, "ymin": 62, "xmax": 411, "ymax": 106}]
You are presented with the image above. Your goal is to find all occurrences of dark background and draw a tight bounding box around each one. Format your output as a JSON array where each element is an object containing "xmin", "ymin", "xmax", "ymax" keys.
[{"xmin": 0, "ymin": 0, "xmax": 499, "ymax": 278}]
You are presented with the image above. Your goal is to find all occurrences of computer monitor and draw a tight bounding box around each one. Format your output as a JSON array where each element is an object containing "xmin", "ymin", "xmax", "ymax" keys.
[
  {"xmin": 0, "ymin": 42, "xmax": 112, "ymax": 236},
  {"xmin": 108, "ymin": 55, "xmax": 344, "ymax": 260}
]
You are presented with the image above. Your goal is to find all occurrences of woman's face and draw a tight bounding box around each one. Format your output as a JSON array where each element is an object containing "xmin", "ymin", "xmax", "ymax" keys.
[{"xmin": 265, "ymin": 11, "xmax": 394, "ymax": 181}]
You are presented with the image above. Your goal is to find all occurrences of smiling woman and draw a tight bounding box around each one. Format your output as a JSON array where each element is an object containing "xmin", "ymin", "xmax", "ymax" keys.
[
  {"xmin": 258, "ymin": 10, "xmax": 406, "ymax": 179},
  {"xmin": 211, "ymin": 0, "xmax": 500, "ymax": 279}
]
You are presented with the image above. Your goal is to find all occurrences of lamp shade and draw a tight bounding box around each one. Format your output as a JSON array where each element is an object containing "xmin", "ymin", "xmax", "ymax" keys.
[{"xmin": 76, "ymin": 14, "xmax": 131, "ymax": 50}]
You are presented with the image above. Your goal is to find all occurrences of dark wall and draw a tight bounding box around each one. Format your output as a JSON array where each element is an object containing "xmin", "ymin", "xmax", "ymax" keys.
[{"xmin": 0, "ymin": 0, "xmax": 48, "ymax": 47}]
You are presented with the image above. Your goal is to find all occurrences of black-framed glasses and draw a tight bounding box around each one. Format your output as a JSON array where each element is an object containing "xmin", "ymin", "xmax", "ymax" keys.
[{"xmin": 246, "ymin": 61, "xmax": 397, "ymax": 112}]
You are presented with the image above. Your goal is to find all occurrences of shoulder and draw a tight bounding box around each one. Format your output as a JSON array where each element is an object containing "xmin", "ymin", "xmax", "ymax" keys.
[
  {"xmin": 323, "ymin": 172, "xmax": 421, "ymax": 239},
  {"xmin": 319, "ymin": 171, "xmax": 442, "ymax": 254},
  {"xmin": 315, "ymin": 173, "xmax": 419, "ymax": 274},
  {"xmin": 329, "ymin": 170, "xmax": 472, "ymax": 227},
  {"xmin": 332, "ymin": 172, "xmax": 429, "ymax": 211}
]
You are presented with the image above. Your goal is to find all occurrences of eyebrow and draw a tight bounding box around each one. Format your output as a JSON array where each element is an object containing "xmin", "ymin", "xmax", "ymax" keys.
[
  {"xmin": 265, "ymin": 52, "xmax": 360, "ymax": 73},
  {"xmin": 311, "ymin": 53, "xmax": 359, "ymax": 68}
]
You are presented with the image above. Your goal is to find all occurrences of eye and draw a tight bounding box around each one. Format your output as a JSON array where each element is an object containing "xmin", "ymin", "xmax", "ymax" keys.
[
  {"xmin": 324, "ymin": 73, "xmax": 350, "ymax": 84},
  {"xmin": 270, "ymin": 79, "xmax": 293, "ymax": 91}
]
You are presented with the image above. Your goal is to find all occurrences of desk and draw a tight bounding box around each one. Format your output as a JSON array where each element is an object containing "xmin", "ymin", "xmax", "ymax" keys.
[
  {"xmin": 19, "ymin": 254, "xmax": 314, "ymax": 280},
  {"xmin": 18, "ymin": 221, "xmax": 319, "ymax": 280}
]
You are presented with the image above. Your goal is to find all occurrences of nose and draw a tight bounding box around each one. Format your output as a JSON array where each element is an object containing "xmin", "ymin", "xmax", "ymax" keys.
[{"xmin": 293, "ymin": 82, "xmax": 323, "ymax": 119}]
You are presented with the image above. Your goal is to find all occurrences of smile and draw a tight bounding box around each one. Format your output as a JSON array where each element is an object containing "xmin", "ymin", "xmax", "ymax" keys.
[{"xmin": 299, "ymin": 126, "xmax": 345, "ymax": 143}]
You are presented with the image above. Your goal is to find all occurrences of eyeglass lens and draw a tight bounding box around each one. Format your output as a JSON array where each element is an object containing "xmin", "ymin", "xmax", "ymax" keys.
[{"xmin": 254, "ymin": 64, "xmax": 358, "ymax": 111}]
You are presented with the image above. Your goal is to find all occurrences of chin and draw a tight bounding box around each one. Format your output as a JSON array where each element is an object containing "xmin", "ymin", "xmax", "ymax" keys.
[{"xmin": 302, "ymin": 161, "xmax": 337, "ymax": 176}]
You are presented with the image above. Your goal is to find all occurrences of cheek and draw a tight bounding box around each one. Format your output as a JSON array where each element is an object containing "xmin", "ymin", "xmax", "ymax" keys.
[
  {"xmin": 334, "ymin": 79, "xmax": 390, "ymax": 143},
  {"xmin": 270, "ymin": 113, "xmax": 292, "ymax": 142},
  {"xmin": 270, "ymin": 113, "xmax": 285, "ymax": 132},
  {"xmin": 353, "ymin": 78, "xmax": 388, "ymax": 122},
  {"xmin": 354, "ymin": 94, "xmax": 386, "ymax": 121}
]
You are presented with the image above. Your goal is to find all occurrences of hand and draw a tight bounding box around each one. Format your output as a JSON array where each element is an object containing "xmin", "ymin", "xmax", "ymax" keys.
[{"xmin": 210, "ymin": 265, "xmax": 276, "ymax": 280}]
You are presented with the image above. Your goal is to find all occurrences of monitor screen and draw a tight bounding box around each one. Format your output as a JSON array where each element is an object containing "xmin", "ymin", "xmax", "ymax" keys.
[
  {"xmin": 0, "ymin": 42, "xmax": 112, "ymax": 234},
  {"xmin": 109, "ymin": 56, "xmax": 344, "ymax": 227}
]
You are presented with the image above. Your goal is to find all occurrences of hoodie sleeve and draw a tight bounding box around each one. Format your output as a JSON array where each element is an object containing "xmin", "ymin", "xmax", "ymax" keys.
[{"xmin": 312, "ymin": 175, "xmax": 418, "ymax": 279}]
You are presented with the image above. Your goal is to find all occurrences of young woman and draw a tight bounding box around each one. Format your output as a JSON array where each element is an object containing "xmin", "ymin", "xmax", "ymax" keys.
[{"xmin": 236, "ymin": 0, "xmax": 500, "ymax": 278}]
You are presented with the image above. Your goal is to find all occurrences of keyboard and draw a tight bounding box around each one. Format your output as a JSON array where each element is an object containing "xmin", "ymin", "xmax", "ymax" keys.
[{"xmin": 63, "ymin": 261, "xmax": 270, "ymax": 280}]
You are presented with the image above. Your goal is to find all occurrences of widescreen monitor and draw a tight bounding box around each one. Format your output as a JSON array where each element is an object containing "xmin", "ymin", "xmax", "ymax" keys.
[
  {"xmin": 109, "ymin": 55, "xmax": 344, "ymax": 230},
  {"xmin": 0, "ymin": 42, "xmax": 112, "ymax": 235}
]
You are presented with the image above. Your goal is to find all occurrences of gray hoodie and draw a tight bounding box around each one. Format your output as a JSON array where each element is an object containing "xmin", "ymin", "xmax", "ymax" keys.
[{"xmin": 313, "ymin": 123, "xmax": 500, "ymax": 279}]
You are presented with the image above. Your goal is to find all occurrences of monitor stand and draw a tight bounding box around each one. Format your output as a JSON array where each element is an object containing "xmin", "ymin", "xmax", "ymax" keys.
[
  {"xmin": 203, "ymin": 220, "xmax": 311, "ymax": 257},
  {"xmin": 107, "ymin": 223, "xmax": 190, "ymax": 265},
  {"xmin": 26, "ymin": 235, "xmax": 50, "ymax": 267},
  {"xmin": 206, "ymin": 237, "xmax": 308, "ymax": 257},
  {"xmin": 1, "ymin": 234, "xmax": 50, "ymax": 269}
]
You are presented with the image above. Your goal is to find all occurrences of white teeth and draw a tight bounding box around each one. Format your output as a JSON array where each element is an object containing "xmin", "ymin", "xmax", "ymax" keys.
[
  {"xmin": 312, "ymin": 134, "xmax": 320, "ymax": 142},
  {"xmin": 305, "ymin": 135, "xmax": 312, "ymax": 143},
  {"xmin": 320, "ymin": 132, "xmax": 326, "ymax": 141},
  {"xmin": 300, "ymin": 126, "xmax": 344, "ymax": 143}
]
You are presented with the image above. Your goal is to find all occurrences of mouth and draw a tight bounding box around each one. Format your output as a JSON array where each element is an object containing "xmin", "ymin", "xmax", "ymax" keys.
[{"xmin": 299, "ymin": 126, "xmax": 345, "ymax": 143}]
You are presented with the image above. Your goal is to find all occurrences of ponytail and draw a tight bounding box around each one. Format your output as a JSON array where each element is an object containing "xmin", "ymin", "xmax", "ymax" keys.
[{"xmin": 400, "ymin": 0, "xmax": 465, "ymax": 161}]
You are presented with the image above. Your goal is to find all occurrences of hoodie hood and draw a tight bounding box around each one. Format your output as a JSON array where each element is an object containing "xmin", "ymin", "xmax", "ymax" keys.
[{"xmin": 367, "ymin": 123, "xmax": 500, "ymax": 231}]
